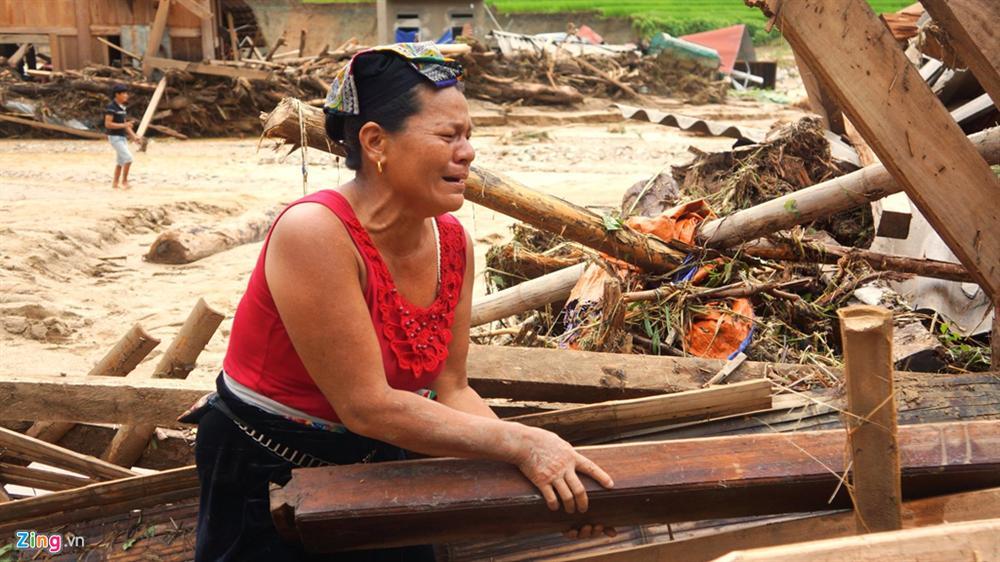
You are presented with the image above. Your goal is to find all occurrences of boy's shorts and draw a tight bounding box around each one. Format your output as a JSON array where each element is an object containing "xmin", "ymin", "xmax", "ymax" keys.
[{"xmin": 108, "ymin": 135, "xmax": 133, "ymax": 166}]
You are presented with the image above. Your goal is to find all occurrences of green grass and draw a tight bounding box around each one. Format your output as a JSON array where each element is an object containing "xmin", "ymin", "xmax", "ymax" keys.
[{"xmin": 301, "ymin": 0, "xmax": 915, "ymax": 43}]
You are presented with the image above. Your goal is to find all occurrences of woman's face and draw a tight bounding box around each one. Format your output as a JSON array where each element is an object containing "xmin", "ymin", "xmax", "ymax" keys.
[{"xmin": 381, "ymin": 86, "xmax": 475, "ymax": 215}]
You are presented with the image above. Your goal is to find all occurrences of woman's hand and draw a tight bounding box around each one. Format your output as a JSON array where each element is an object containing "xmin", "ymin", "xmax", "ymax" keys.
[{"xmin": 514, "ymin": 426, "xmax": 614, "ymax": 514}]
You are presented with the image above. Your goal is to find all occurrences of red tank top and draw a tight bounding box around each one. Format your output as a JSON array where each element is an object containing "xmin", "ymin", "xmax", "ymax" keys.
[{"xmin": 223, "ymin": 190, "xmax": 467, "ymax": 421}]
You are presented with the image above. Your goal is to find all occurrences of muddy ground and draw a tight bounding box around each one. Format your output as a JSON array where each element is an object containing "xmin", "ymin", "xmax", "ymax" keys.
[{"xmin": 1, "ymin": 76, "xmax": 808, "ymax": 383}]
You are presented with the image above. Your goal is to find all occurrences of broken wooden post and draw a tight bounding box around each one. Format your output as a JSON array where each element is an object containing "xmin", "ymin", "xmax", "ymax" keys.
[
  {"xmin": 838, "ymin": 305, "xmax": 902, "ymax": 533},
  {"xmin": 145, "ymin": 206, "xmax": 281, "ymax": 264},
  {"xmin": 746, "ymin": 0, "xmax": 1000, "ymax": 300},
  {"xmin": 298, "ymin": 29, "xmax": 307, "ymax": 58},
  {"xmin": 6, "ymin": 43, "xmax": 30, "ymax": 69},
  {"xmin": 260, "ymin": 98, "xmax": 691, "ymax": 273},
  {"xmin": 696, "ymin": 128, "xmax": 1000, "ymax": 249},
  {"xmin": 471, "ymin": 263, "xmax": 585, "ymax": 326},
  {"xmin": 268, "ymin": 421, "xmax": 1000, "ymax": 551},
  {"xmin": 103, "ymin": 299, "xmax": 223, "ymax": 466},
  {"xmin": 25, "ymin": 323, "xmax": 160, "ymax": 444},
  {"xmin": 0, "ymin": 427, "xmax": 136, "ymax": 481},
  {"xmin": 226, "ymin": 11, "xmax": 241, "ymax": 62},
  {"xmin": 921, "ymin": 0, "xmax": 1000, "ymax": 110},
  {"xmin": 142, "ymin": 0, "xmax": 173, "ymax": 78},
  {"xmin": 507, "ymin": 379, "xmax": 771, "ymax": 444},
  {"xmin": 265, "ymin": 36, "xmax": 286, "ymax": 61}
]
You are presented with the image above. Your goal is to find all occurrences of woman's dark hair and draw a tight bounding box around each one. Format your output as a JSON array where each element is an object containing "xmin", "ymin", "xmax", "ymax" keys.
[{"xmin": 325, "ymin": 86, "xmax": 424, "ymax": 171}]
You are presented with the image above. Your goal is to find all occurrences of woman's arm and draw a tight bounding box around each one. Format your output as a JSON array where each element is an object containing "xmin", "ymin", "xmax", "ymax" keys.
[
  {"xmin": 266, "ymin": 205, "xmax": 612, "ymax": 514},
  {"xmin": 430, "ymin": 230, "xmax": 497, "ymax": 419}
]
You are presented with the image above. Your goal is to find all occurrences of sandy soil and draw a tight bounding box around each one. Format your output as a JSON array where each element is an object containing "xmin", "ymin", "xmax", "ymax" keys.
[{"xmin": 0, "ymin": 96, "xmax": 808, "ymax": 382}]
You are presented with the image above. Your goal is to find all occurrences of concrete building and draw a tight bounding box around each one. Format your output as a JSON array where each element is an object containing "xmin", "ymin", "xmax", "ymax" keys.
[{"xmin": 375, "ymin": 0, "xmax": 484, "ymax": 44}]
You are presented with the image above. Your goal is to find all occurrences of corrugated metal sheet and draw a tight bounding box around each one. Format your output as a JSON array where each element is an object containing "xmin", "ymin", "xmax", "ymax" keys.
[{"xmin": 615, "ymin": 103, "xmax": 767, "ymax": 143}]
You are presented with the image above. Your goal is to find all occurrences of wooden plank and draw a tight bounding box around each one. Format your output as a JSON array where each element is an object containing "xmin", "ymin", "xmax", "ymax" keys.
[
  {"xmin": 0, "ymin": 466, "xmax": 198, "ymax": 535},
  {"xmin": 5, "ymin": 43, "xmax": 30, "ymax": 68},
  {"xmin": 135, "ymin": 76, "xmax": 168, "ymax": 139},
  {"xmin": 507, "ymin": 379, "xmax": 772, "ymax": 444},
  {"xmin": 142, "ymin": 0, "xmax": 172, "ymax": 77},
  {"xmin": 921, "ymin": 0, "xmax": 1000, "ymax": 111},
  {"xmin": 0, "ymin": 113, "xmax": 103, "ymax": 139},
  {"xmin": 839, "ymin": 306, "xmax": 901, "ymax": 532},
  {"xmin": 0, "ymin": 428, "xmax": 136, "ymax": 481},
  {"xmin": 712, "ymin": 518, "xmax": 1000, "ymax": 562},
  {"xmin": 73, "ymin": 0, "xmax": 91, "ymax": 67},
  {"xmin": 269, "ymin": 421, "xmax": 1000, "ymax": 551},
  {"xmin": 749, "ymin": 0, "xmax": 1000, "ymax": 299},
  {"xmin": 0, "ymin": 462, "xmax": 94, "ymax": 492},
  {"xmin": 792, "ymin": 50, "xmax": 844, "ymax": 134},
  {"xmin": 873, "ymin": 192, "xmax": 912, "ymax": 239},
  {"xmin": 146, "ymin": 55, "xmax": 269, "ymax": 79},
  {"xmin": 553, "ymin": 488, "xmax": 1000, "ymax": 562},
  {"xmin": 173, "ymin": 0, "xmax": 211, "ymax": 20},
  {"xmin": 0, "ymin": 26, "xmax": 77, "ymax": 35}
]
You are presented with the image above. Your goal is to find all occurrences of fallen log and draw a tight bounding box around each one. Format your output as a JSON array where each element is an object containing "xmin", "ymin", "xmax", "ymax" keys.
[
  {"xmin": 145, "ymin": 206, "xmax": 281, "ymax": 264},
  {"xmin": 471, "ymin": 263, "xmax": 585, "ymax": 326},
  {"xmin": 696, "ymin": 128, "xmax": 1000, "ymax": 249},
  {"xmin": 714, "ymin": 518, "xmax": 1000, "ymax": 562},
  {"xmin": 0, "ymin": 466, "xmax": 198, "ymax": 535},
  {"xmin": 507, "ymin": 379, "xmax": 772, "ymax": 444},
  {"xmin": 269, "ymin": 421, "xmax": 1000, "ymax": 551},
  {"xmin": 260, "ymin": 98, "xmax": 692, "ymax": 273}
]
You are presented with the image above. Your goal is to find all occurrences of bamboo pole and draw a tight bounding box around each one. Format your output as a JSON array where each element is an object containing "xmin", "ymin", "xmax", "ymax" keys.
[
  {"xmin": 25, "ymin": 323, "xmax": 160, "ymax": 444},
  {"xmin": 471, "ymin": 263, "xmax": 585, "ymax": 326},
  {"xmin": 103, "ymin": 299, "xmax": 223, "ymax": 467},
  {"xmin": 838, "ymin": 305, "xmax": 902, "ymax": 533}
]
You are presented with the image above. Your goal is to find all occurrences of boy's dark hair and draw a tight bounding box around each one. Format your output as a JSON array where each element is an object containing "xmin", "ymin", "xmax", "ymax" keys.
[
  {"xmin": 325, "ymin": 88, "xmax": 424, "ymax": 171},
  {"xmin": 110, "ymin": 83, "xmax": 128, "ymax": 97}
]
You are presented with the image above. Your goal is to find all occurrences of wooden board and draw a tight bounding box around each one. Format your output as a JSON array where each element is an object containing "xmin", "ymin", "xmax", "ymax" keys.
[
  {"xmin": 146, "ymin": 55, "xmax": 270, "ymax": 80},
  {"xmin": 751, "ymin": 0, "xmax": 1000, "ymax": 299},
  {"xmin": 0, "ymin": 466, "xmax": 198, "ymax": 535},
  {"xmin": 712, "ymin": 518, "xmax": 1000, "ymax": 562},
  {"xmin": 552, "ymin": 488, "xmax": 1000, "ymax": 562},
  {"xmin": 269, "ymin": 421, "xmax": 1000, "ymax": 551},
  {"xmin": 507, "ymin": 379, "xmax": 772, "ymax": 444},
  {"xmin": 920, "ymin": 0, "xmax": 1000, "ymax": 111},
  {"xmin": 0, "ymin": 113, "xmax": 103, "ymax": 139}
]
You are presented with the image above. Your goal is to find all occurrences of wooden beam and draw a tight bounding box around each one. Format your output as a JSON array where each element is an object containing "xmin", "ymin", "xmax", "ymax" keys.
[
  {"xmin": 73, "ymin": 0, "xmax": 91, "ymax": 66},
  {"xmin": 226, "ymin": 11, "xmax": 240, "ymax": 62},
  {"xmin": 748, "ymin": 0, "xmax": 1000, "ymax": 299},
  {"xmin": 104, "ymin": 299, "xmax": 223, "ymax": 466},
  {"xmin": 260, "ymin": 98, "xmax": 691, "ymax": 273},
  {"xmin": 6, "ymin": 43, "xmax": 30, "ymax": 68},
  {"xmin": 96, "ymin": 36, "xmax": 141, "ymax": 61},
  {"xmin": 173, "ymin": 0, "xmax": 212, "ymax": 19},
  {"xmin": 269, "ymin": 421, "xmax": 1000, "ymax": 551},
  {"xmin": 839, "ymin": 306, "xmax": 902, "ymax": 533},
  {"xmin": 471, "ymin": 263, "xmax": 584, "ymax": 326},
  {"xmin": 0, "ymin": 466, "xmax": 198, "ymax": 535},
  {"xmin": 0, "ymin": 26, "xmax": 77, "ymax": 35},
  {"xmin": 146, "ymin": 55, "xmax": 269, "ymax": 80},
  {"xmin": 199, "ymin": 0, "xmax": 215, "ymax": 60},
  {"xmin": 26, "ymin": 323, "xmax": 159, "ymax": 444},
  {"xmin": 135, "ymin": 77, "xmax": 168, "ymax": 142},
  {"xmin": 920, "ymin": 0, "xmax": 1000, "ymax": 111},
  {"xmin": 713, "ymin": 518, "xmax": 1000, "ymax": 562},
  {"xmin": 558, "ymin": 488, "xmax": 1000, "ymax": 562},
  {"xmin": 0, "ymin": 462, "xmax": 94, "ymax": 492},
  {"xmin": 265, "ymin": 36, "xmax": 286, "ymax": 61},
  {"xmin": 142, "ymin": 0, "xmax": 172, "ymax": 77},
  {"xmin": 47, "ymin": 33, "xmax": 61, "ymax": 71},
  {"xmin": 0, "ymin": 428, "xmax": 135, "ymax": 481},
  {"xmin": 507, "ymin": 379, "xmax": 772, "ymax": 444},
  {"xmin": 0, "ymin": 114, "xmax": 103, "ymax": 139}
]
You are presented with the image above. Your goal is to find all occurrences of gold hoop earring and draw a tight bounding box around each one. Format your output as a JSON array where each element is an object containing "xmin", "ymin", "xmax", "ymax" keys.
[{"xmin": 377, "ymin": 160, "xmax": 384, "ymax": 175}]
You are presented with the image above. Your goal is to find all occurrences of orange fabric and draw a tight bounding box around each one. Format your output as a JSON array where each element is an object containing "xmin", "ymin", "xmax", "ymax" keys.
[
  {"xmin": 685, "ymin": 298, "xmax": 754, "ymax": 359},
  {"xmin": 624, "ymin": 199, "xmax": 716, "ymax": 246}
]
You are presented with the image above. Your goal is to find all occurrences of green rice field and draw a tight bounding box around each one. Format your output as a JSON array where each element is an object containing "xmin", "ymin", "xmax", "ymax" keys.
[{"xmin": 302, "ymin": 0, "xmax": 916, "ymax": 42}]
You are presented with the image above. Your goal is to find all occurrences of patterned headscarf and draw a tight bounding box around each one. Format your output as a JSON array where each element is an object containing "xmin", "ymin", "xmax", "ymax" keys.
[{"xmin": 324, "ymin": 42, "xmax": 463, "ymax": 117}]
